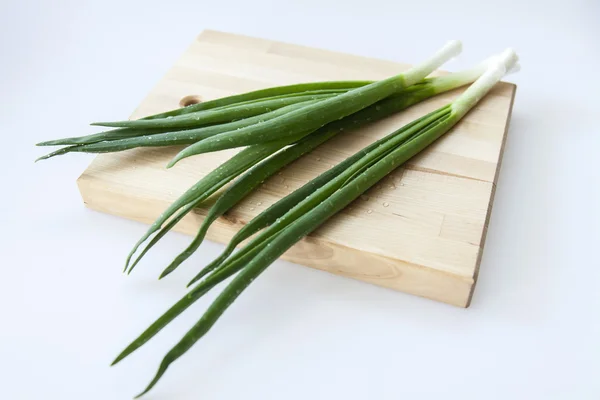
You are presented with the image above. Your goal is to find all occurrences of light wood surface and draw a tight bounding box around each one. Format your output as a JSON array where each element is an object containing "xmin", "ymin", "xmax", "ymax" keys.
[{"xmin": 77, "ymin": 30, "xmax": 516, "ymax": 307}]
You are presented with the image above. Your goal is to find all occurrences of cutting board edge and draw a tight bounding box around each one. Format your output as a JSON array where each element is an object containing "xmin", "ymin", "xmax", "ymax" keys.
[{"xmin": 464, "ymin": 82, "xmax": 517, "ymax": 307}]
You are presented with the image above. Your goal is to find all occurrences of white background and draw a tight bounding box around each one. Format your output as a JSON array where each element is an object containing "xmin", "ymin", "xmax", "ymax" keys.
[{"xmin": 2, "ymin": 0, "xmax": 599, "ymax": 399}]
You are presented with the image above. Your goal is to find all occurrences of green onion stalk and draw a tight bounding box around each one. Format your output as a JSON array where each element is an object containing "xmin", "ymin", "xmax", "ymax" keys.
[{"xmin": 113, "ymin": 49, "xmax": 519, "ymax": 398}]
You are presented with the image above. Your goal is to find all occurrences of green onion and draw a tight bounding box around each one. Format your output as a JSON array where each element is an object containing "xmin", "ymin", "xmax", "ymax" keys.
[
  {"xmin": 35, "ymin": 41, "xmax": 459, "ymax": 163},
  {"xmin": 45, "ymin": 41, "xmax": 459, "ymax": 164},
  {"xmin": 114, "ymin": 49, "xmax": 519, "ymax": 398}
]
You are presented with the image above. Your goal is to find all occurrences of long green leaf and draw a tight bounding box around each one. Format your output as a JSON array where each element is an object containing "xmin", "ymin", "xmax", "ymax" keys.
[
  {"xmin": 92, "ymin": 94, "xmax": 335, "ymax": 129},
  {"xmin": 142, "ymin": 81, "xmax": 371, "ymax": 120}
]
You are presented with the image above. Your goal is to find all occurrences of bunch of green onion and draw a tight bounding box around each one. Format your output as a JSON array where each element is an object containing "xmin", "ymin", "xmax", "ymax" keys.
[
  {"xmin": 37, "ymin": 42, "xmax": 519, "ymax": 397},
  {"xmin": 125, "ymin": 50, "xmax": 518, "ymax": 397}
]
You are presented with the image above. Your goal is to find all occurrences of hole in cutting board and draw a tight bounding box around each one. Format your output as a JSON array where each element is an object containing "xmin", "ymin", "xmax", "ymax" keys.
[{"xmin": 179, "ymin": 95, "xmax": 202, "ymax": 107}]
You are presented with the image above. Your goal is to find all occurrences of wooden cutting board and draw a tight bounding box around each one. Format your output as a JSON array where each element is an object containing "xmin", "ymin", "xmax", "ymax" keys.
[{"xmin": 77, "ymin": 30, "xmax": 516, "ymax": 308}]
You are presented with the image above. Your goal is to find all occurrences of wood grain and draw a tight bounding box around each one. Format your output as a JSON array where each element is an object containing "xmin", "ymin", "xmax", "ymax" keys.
[{"xmin": 77, "ymin": 30, "xmax": 516, "ymax": 307}]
